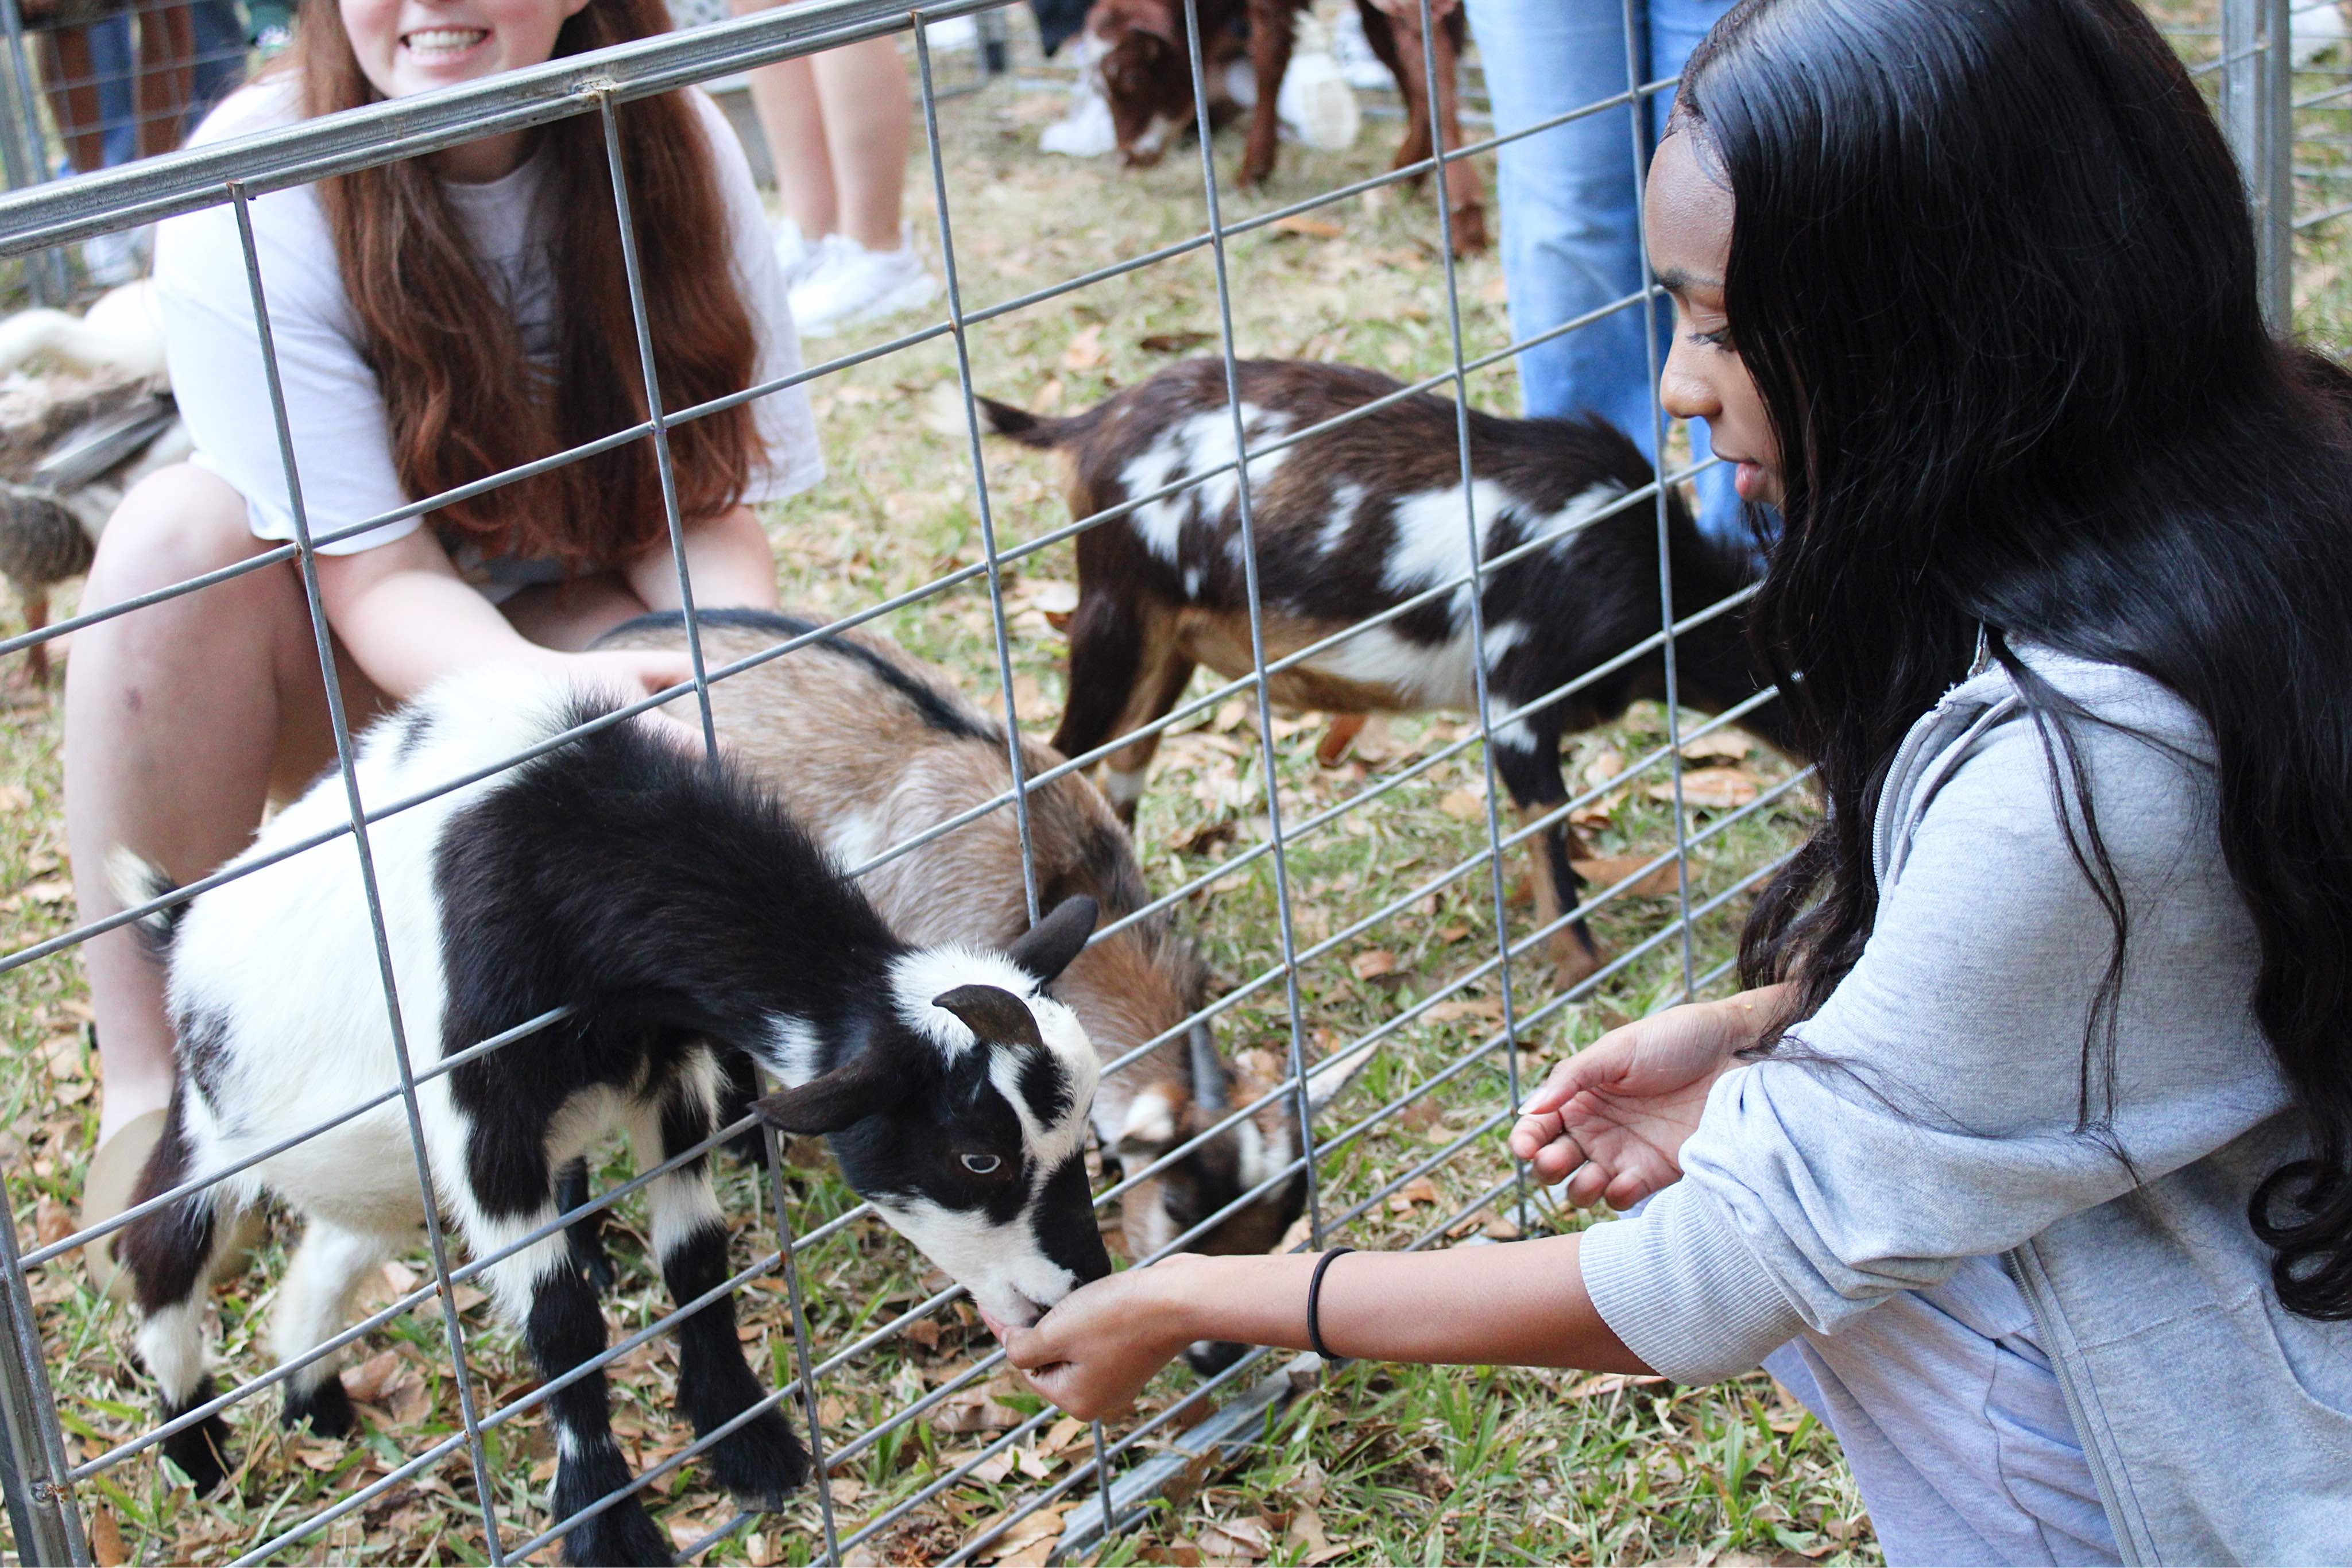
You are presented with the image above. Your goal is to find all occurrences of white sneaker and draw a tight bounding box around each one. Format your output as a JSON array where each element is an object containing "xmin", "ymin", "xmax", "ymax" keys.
[
  {"xmin": 1332, "ymin": 4, "xmax": 1393, "ymax": 92},
  {"xmin": 774, "ymin": 217, "xmax": 825, "ymax": 289},
  {"xmin": 788, "ymin": 231, "xmax": 941, "ymax": 339},
  {"xmin": 1279, "ymin": 20, "xmax": 1360, "ymax": 152},
  {"xmin": 1043, "ymin": 36, "xmax": 1119, "ymax": 158},
  {"xmin": 2294, "ymin": 0, "xmax": 2347, "ymax": 64}
]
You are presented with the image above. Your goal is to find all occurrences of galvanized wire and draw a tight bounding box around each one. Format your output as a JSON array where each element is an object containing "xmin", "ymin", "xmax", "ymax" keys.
[{"xmin": 0, "ymin": 1, "xmax": 1850, "ymax": 1561}]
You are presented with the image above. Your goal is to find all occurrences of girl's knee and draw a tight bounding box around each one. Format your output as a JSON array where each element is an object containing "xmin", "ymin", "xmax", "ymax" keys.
[{"xmin": 87, "ymin": 465, "xmax": 269, "ymax": 603}]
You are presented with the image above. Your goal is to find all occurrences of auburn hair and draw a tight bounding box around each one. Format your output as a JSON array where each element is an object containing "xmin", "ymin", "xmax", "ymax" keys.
[{"xmin": 287, "ymin": 0, "xmax": 760, "ymax": 569}]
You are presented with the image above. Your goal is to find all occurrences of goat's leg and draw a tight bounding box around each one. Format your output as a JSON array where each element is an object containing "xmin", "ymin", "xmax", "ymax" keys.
[
  {"xmin": 20, "ymin": 587, "xmax": 50, "ymax": 686},
  {"xmin": 1379, "ymin": 5, "xmax": 1438, "ymax": 181},
  {"xmin": 272, "ymin": 1219, "xmax": 392, "ymax": 1439},
  {"xmin": 1051, "ymin": 591, "xmax": 1147, "ymax": 771},
  {"xmin": 1427, "ymin": 13, "xmax": 1486, "ymax": 254},
  {"xmin": 1238, "ymin": 0, "xmax": 1296, "ymax": 187},
  {"xmin": 633, "ymin": 1055, "xmax": 806, "ymax": 1511},
  {"xmin": 1490, "ymin": 720, "xmax": 1604, "ymax": 986},
  {"xmin": 554, "ymin": 1157, "xmax": 616, "ymax": 1297},
  {"xmin": 1101, "ymin": 630, "xmax": 1198, "ymax": 826},
  {"xmin": 119, "ymin": 1100, "xmax": 243, "ymax": 1495},
  {"xmin": 464, "ymin": 1162, "xmax": 668, "ymax": 1566}
]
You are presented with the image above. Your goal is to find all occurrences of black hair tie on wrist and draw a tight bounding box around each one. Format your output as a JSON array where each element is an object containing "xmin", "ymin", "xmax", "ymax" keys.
[{"xmin": 1307, "ymin": 1246, "xmax": 1355, "ymax": 1367}]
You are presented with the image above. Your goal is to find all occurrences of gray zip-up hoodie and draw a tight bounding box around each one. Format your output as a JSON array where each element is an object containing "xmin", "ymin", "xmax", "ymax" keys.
[{"xmin": 1580, "ymin": 645, "xmax": 2352, "ymax": 1564}]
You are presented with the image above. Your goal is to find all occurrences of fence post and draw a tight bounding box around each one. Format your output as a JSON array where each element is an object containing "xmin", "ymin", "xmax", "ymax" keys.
[
  {"xmin": 0, "ymin": 0, "xmax": 71, "ymax": 305},
  {"xmin": 0, "ymin": 1203, "xmax": 83, "ymax": 1566},
  {"xmin": 2222, "ymin": 0, "xmax": 2295, "ymax": 327}
]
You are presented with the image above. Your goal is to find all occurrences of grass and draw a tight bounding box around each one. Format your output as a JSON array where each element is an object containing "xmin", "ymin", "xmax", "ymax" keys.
[{"xmin": 12, "ymin": 3, "xmax": 2339, "ymax": 1563}]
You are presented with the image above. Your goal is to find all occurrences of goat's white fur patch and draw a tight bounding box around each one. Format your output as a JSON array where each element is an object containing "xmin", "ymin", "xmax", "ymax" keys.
[
  {"xmin": 1120, "ymin": 405, "xmax": 1290, "ymax": 566},
  {"xmin": 1118, "ymin": 1087, "xmax": 1179, "ymax": 1151},
  {"xmin": 1101, "ymin": 767, "xmax": 1148, "ymax": 810},
  {"xmin": 869, "ymin": 1194, "xmax": 1084, "ymax": 1326},
  {"xmin": 887, "ymin": 947, "xmax": 1099, "ymax": 1174}
]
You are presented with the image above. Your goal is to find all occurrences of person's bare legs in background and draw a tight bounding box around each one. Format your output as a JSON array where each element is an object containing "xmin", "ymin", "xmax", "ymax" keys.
[{"xmin": 724, "ymin": 20, "xmax": 937, "ymax": 336}]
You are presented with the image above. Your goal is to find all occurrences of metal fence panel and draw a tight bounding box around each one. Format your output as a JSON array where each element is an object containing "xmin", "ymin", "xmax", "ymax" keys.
[{"xmin": 0, "ymin": 1, "xmax": 2291, "ymax": 1563}]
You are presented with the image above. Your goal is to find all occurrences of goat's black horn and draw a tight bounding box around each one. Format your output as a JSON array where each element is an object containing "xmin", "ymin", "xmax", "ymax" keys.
[
  {"xmin": 933, "ymin": 984, "xmax": 1046, "ymax": 1052},
  {"xmin": 1188, "ymin": 1023, "xmax": 1229, "ymax": 1112}
]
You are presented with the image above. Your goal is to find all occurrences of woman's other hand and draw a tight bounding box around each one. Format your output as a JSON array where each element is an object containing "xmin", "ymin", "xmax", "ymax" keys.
[
  {"xmin": 993, "ymin": 1261, "xmax": 1206, "ymax": 1422},
  {"xmin": 555, "ymin": 648, "xmax": 711, "ymax": 752},
  {"xmin": 1509, "ymin": 984, "xmax": 1788, "ymax": 1209}
]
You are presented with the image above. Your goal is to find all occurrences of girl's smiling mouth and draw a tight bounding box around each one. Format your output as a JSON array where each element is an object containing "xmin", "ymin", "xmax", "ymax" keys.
[{"xmin": 402, "ymin": 26, "xmax": 489, "ymax": 57}]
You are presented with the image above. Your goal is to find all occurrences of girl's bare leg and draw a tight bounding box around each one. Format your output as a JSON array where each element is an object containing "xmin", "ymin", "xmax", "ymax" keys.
[
  {"xmin": 64, "ymin": 466, "xmax": 388, "ymax": 1144},
  {"xmin": 809, "ymin": 37, "xmax": 910, "ymax": 251},
  {"xmin": 725, "ymin": 7, "xmax": 837, "ymax": 238}
]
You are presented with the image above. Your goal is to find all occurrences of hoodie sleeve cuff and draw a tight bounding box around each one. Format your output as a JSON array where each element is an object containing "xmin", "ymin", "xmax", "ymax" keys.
[{"xmin": 1579, "ymin": 1180, "xmax": 1810, "ymax": 1384}]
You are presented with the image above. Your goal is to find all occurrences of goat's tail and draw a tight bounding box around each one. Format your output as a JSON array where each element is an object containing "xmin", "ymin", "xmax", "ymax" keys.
[
  {"xmin": 106, "ymin": 846, "xmax": 185, "ymax": 957},
  {"xmin": 975, "ymin": 394, "xmax": 1104, "ymax": 451}
]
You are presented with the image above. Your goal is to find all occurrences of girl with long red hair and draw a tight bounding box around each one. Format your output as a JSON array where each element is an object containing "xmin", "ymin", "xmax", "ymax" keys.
[{"xmin": 61, "ymin": 0, "xmax": 822, "ymax": 1275}]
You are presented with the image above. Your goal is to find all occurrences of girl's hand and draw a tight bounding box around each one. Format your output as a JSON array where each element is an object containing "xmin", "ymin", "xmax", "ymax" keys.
[
  {"xmin": 1509, "ymin": 986, "xmax": 1786, "ymax": 1209},
  {"xmin": 993, "ymin": 1261, "xmax": 1205, "ymax": 1422},
  {"xmin": 553, "ymin": 648, "xmax": 710, "ymax": 752}
]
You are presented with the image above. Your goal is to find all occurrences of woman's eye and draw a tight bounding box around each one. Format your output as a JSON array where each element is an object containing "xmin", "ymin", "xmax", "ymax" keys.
[
  {"xmin": 1689, "ymin": 326, "xmax": 1734, "ymax": 351},
  {"xmin": 961, "ymin": 1153, "xmax": 1002, "ymax": 1175}
]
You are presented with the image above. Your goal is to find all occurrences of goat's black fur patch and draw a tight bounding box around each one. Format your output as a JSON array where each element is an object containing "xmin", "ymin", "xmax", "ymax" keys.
[
  {"xmin": 597, "ymin": 608, "xmax": 999, "ymax": 745},
  {"xmin": 119, "ymin": 1097, "xmax": 218, "ymax": 1315},
  {"xmin": 282, "ymin": 1369, "xmax": 356, "ymax": 1439}
]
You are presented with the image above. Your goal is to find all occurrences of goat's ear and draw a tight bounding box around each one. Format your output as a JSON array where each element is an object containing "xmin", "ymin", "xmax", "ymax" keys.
[
  {"xmin": 932, "ymin": 984, "xmax": 1045, "ymax": 1052},
  {"xmin": 752, "ymin": 1051, "xmax": 900, "ymax": 1135},
  {"xmin": 1115, "ymin": 1087, "xmax": 1183, "ymax": 1159},
  {"xmin": 1006, "ymin": 895, "xmax": 1098, "ymax": 985}
]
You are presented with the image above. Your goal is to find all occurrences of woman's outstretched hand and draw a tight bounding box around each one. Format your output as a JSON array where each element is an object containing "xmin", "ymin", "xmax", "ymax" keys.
[
  {"xmin": 1509, "ymin": 985, "xmax": 1787, "ymax": 1210},
  {"xmin": 991, "ymin": 1263, "xmax": 1201, "ymax": 1422}
]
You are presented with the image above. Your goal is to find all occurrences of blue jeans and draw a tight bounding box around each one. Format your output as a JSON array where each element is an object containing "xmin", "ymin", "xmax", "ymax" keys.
[{"xmin": 1459, "ymin": 0, "xmax": 1745, "ymax": 546}]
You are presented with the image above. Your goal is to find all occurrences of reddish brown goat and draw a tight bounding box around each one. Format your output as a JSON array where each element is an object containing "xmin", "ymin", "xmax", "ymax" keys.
[{"xmin": 1086, "ymin": 0, "xmax": 1486, "ymax": 254}]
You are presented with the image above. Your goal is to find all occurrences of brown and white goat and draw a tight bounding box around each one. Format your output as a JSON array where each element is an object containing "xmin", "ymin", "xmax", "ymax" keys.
[
  {"xmin": 591, "ymin": 611, "xmax": 1372, "ymax": 1288},
  {"xmin": 981, "ymin": 358, "xmax": 1793, "ymax": 986},
  {"xmin": 1086, "ymin": 0, "xmax": 1486, "ymax": 253}
]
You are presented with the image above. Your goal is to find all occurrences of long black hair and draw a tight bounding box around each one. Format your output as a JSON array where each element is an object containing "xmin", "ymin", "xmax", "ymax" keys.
[{"xmin": 1691, "ymin": 0, "xmax": 2352, "ymax": 1318}]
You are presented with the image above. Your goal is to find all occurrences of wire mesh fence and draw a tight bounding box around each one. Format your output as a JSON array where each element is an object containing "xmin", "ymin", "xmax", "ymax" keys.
[{"xmin": 0, "ymin": 0, "xmax": 2298, "ymax": 1563}]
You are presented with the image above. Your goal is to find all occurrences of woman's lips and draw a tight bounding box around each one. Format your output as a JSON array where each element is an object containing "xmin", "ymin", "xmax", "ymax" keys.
[{"xmin": 1731, "ymin": 459, "xmax": 1769, "ymax": 502}]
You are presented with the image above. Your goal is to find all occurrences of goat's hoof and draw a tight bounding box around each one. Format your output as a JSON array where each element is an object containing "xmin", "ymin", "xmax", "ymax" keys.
[
  {"xmin": 704, "ymin": 1406, "xmax": 808, "ymax": 1509},
  {"xmin": 1549, "ymin": 932, "xmax": 1608, "ymax": 992},
  {"xmin": 159, "ymin": 1384, "xmax": 235, "ymax": 1496},
  {"xmin": 556, "ymin": 1492, "xmax": 672, "ymax": 1567},
  {"xmin": 282, "ymin": 1371, "xmax": 357, "ymax": 1441},
  {"xmin": 1449, "ymin": 202, "xmax": 1490, "ymax": 255}
]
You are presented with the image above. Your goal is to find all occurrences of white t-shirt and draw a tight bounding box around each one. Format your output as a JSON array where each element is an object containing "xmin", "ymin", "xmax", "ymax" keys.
[{"xmin": 153, "ymin": 77, "xmax": 822, "ymax": 595}]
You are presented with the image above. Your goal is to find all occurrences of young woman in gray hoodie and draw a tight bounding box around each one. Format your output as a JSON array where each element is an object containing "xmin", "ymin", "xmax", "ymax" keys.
[{"xmin": 989, "ymin": 1, "xmax": 2352, "ymax": 1561}]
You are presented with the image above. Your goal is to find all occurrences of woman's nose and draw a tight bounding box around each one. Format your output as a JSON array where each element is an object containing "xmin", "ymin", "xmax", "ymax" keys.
[{"xmin": 1658, "ymin": 340, "xmax": 1721, "ymax": 425}]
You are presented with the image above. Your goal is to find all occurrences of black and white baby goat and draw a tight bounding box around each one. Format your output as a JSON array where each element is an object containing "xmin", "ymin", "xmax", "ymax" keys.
[
  {"xmin": 114, "ymin": 669, "xmax": 1109, "ymax": 1567},
  {"xmin": 983, "ymin": 358, "xmax": 1789, "ymax": 984}
]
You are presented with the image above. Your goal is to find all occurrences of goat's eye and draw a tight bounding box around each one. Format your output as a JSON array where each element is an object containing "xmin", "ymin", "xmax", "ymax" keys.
[{"xmin": 961, "ymin": 1153, "xmax": 1003, "ymax": 1175}]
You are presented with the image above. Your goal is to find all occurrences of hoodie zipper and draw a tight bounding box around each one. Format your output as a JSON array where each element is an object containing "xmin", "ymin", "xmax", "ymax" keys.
[{"xmin": 2002, "ymin": 1243, "xmax": 2144, "ymax": 1566}]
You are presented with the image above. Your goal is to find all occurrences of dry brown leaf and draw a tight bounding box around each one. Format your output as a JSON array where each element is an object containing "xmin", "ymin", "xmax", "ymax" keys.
[
  {"xmin": 1032, "ymin": 377, "xmax": 1066, "ymax": 412},
  {"xmin": 1438, "ymin": 787, "xmax": 1488, "ymax": 822},
  {"xmin": 1436, "ymin": 920, "xmax": 1471, "ymax": 943},
  {"xmin": 970, "ymin": 1447, "xmax": 1016, "ymax": 1484},
  {"xmin": 1061, "ymin": 323, "xmax": 1107, "ymax": 371},
  {"xmin": 1270, "ymin": 214, "xmax": 1345, "ymax": 240},
  {"xmin": 747, "ymin": 1532, "xmax": 779, "ymax": 1567},
  {"xmin": 1015, "ymin": 1445, "xmax": 1056, "ymax": 1481},
  {"xmin": 1683, "ymin": 730, "xmax": 1755, "ymax": 764},
  {"xmin": 1569, "ymin": 1371, "xmax": 1669, "ymax": 1399},
  {"xmin": 1572, "ymin": 856, "xmax": 1680, "ymax": 899},
  {"xmin": 1483, "ymin": 1214, "xmax": 1522, "ymax": 1241},
  {"xmin": 1348, "ymin": 949, "xmax": 1398, "ymax": 981},
  {"xmin": 344, "ymin": 1349, "xmax": 405, "ymax": 1406},
  {"xmin": 905, "ymin": 1317, "xmax": 941, "ymax": 1350},
  {"xmin": 387, "ymin": 1374, "xmax": 430, "ymax": 1426},
  {"xmin": 1214, "ymin": 699, "xmax": 1250, "ymax": 733},
  {"xmin": 19, "ymin": 877, "xmax": 71, "ymax": 906},
  {"xmin": 89, "ymin": 1507, "xmax": 126, "ymax": 1567},
  {"xmin": 1040, "ymin": 1415, "xmax": 1088, "ymax": 1455},
  {"xmin": 0, "ymin": 784, "xmax": 32, "ymax": 812},
  {"xmin": 1387, "ymin": 1175, "xmax": 1441, "ymax": 1213},
  {"xmin": 1424, "ymin": 998, "xmax": 1502, "ymax": 1024},
  {"xmin": 1196, "ymin": 1515, "xmax": 1272, "ymax": 1560},
  {"xmin": 830, "ymin": 1476, "xmax": 865, "ymax": 1506},
  {"xmin": 936, "ymin": 1389, "xmax": 1027, "ymax": 1433},
  {"xmin": 1649, "ymin": 766, "xmax": 1761, "ymax": 810},
  {"xmin": 668, "ymin": 1512, "xmax": 725, "ymax": 1551},
  {"xmin": 1139, "ymin": 330, "xmax": 1214, "ymax": 354},
  {"xmin": 817, "ymin": 1394, "xmax": 848, "ymax": 1426},
  {"xmin": 1582, "ymin": 748, "xmax": 1626, "ymax": 788},
  {"xmin": 34, "ymin": 1197, "xmax": 72, "ymax": 1248},
  {"xmin": 1285, "ymin": 1504, "xmax": 1330, "ymax": 1558},
  {"xmin": 974, "ymin": 1503, "xmax": 1067, "ymax": 1563},
  {"xmin": 1143, "ymin": 1540, "xmax": 1205, "ymax": 1567}
]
